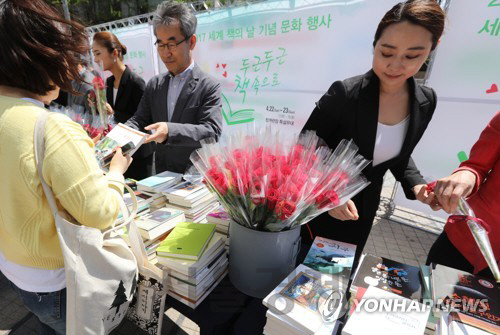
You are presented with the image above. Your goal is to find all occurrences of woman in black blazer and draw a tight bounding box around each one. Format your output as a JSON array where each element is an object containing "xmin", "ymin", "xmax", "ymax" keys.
[
  {"xmin": 302, "ymin": 0, "xmax": 445, "ymax": 266},
  {"xmin": 92, "ymin": 32, "xmax": 154, "ymax": 180}
]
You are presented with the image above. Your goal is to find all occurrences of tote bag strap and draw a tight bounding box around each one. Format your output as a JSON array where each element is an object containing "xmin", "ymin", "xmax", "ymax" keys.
[
  {"xmin": 33, "ymin": 111, "xmax": 61, "ymax": 219},
  {"xmin": 111, "ymin": 183, "xmax": 149, "ymax": 264}
]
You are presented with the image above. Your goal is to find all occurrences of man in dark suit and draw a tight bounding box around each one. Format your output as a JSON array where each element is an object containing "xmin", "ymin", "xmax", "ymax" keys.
[{"xmin": 126, "ymin": 1, "xmax": 222, "ymax": 174}]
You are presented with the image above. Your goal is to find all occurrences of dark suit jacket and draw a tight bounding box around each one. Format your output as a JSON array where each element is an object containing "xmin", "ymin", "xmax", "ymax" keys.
[
  {"xmin": 106, "ymin": 66, "xmax": 145, "ymax": 124},
  {"xmin": 106, "ymin": 66, "xmax": 154, "ymax": 159},
  {"xmin": 302, "ymin": 69, "xmax": 437, "ymax": 241},
  {"xmin": 126, "ymin": 63, "xmax": 223, "ymax": 173}
]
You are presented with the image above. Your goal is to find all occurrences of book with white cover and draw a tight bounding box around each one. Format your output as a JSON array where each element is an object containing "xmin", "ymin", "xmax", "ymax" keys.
[
  {"xmin": 164, "ymin": 181, "xmax": 210, "ymax": 204},
  {"xmin": 262, "ymin": 264, "xmax": 344, "ymax": 335},
  {"xmin": 157, "ymin": 234, "xmax": 225, "ymax": 277},
  {"xmin": 135, "ymin": 208, "xmax": 185, "ymax": 240},
  {"xmin": 168, "ymin": 257, "xmax": 228, "ymax": 300},
  {"xmin": 168, "ymin": 191, "xmax": 216, "ymax": 209},
  {"xmin": 168, "ymin": 249, "xmax": 227, "ymax": 286},
  {"xmin": 342, "ymin": 285, "xmax": 430, "ymax": 335},
  {"xmin": 168, "ymin": 268, "xmax": 228, "ymax": 309},
  {"xmin": 94, "ymin": 123, "xmax": 146, "ymax": 168}
]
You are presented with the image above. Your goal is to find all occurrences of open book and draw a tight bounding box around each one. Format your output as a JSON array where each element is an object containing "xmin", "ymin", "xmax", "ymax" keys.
[{"xmin": 94, "ymin": 123, "xmax": 147, "ymax": 169}]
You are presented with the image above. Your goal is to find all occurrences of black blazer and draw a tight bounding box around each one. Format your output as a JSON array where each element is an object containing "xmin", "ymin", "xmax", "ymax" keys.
[
  {"xmin": 303, "ymin": 70, "xmax": 437, "ymax": 227},
  {"xmin": 107, "ymin": 66, "xmax": 154, "ymax": 158},
  {"xmin": 106, "ymin": 66, "xmax": 145, "ymax": 124},
  {"xmin": 126, "ymin": 64, "xmax": 223, "ymax": 173}
]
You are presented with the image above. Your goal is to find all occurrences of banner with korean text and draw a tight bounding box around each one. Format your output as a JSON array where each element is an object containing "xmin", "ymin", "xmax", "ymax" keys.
[{"xmin": 190, "ymin": 0, "xmax": 400, "ymax": 135}]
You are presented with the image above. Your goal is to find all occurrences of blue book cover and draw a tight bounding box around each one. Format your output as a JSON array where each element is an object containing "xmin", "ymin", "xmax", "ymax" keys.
[{"xmin": 303, "ymin": 237, "xmax": 356, "ymax": 281}]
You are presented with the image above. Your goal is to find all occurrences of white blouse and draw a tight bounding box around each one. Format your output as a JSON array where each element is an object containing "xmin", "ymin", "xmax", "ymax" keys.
[
  {"xmin": 372, "ymin": 115, "xmax": 410, "ymax": 167},
  {"xmin": 113, "ymin": 87, "xmax": 118, "ymax": 104}
]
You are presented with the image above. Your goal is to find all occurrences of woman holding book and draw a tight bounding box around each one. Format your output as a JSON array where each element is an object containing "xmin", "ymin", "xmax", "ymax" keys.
[
  {"xmin": 301, "ymin": 0, "xmax": 445, "ymax": 267},
  {"xmin": 0, "ymin": 0, "xmax": 131, "ymax": 333},
  {"xmin": 92, "ymin": 31, "xmax": 154, "ymax": 180},
  {"xmin": 426, "ymin": 111, "xmax": 500, "ymax": 280}
]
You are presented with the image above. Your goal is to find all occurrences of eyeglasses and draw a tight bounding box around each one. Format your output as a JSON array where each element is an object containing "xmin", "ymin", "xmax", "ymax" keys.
[{"xmin": 154, "ymin": 36, "xmax": 191, "ymax": 52}]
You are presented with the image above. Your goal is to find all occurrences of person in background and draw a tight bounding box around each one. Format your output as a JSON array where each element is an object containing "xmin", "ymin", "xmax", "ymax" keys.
[
  {"xmin": 0, "ymin": 0, "xmax": 131, "ymax": 333},
  {"xmin": 92, "ymin": 31, "xmax": 154, "ymax": 180},
  {"xmin": 426, "ymin": 111, "xmax": 500, "ymax": 279},
  {"xmin": 67, "ymin": 58, "xmax": 94, "ymax": 114},
  {"xmin": 301, "ymin": 0, "xmax": 445, "ymax": 267},
  {"xmin": 126, "ymin": 0, "xmax": 223, "ymax": 174}
]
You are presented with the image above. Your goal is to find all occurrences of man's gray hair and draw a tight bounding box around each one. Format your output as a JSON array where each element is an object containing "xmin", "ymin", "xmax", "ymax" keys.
[{"xmin": 152, "ymin": 1, "xmax": 197, "ymax": 38}]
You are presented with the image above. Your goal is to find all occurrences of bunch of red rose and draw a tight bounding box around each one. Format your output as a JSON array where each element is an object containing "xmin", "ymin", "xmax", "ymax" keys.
[{"xmin": 191, "ymin": 129, "xmax": 370, "ymax": 231}]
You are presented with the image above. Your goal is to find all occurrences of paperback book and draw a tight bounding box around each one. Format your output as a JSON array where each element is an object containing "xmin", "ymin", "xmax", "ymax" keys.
[
  {"xmin": 157, "ymin": 233, "xmax": 225, "ymax": 277},
  {"xmin": 262, "ymin": 264, "xmax": 345, "ymax": 335},
  {"xmin": 303, "ymin": 236, "xmax": 356, "ymax": 283},
  {"xmin": 431, "ymin": 264, "xmax": 499, "ymax": 333},
  {"xmin": 342, "ymin": 286, "xmax": 430, "ymax": 335},
  {"xmin": 136, "ymin": 171, "xmax": 183, "ymax": 194},
  {"xmin": 94, "ymin": 123, "xmax": 146, "ymax": 169},
  {"xmin": 156, "ymin": 222, "xmax": 216, "ymax": 260},
  {"xmin": 350, "ymin": 253, "xmax": 422, "ymax": 300},
  {"xmin": 135, "ymin": 208, "xmax": 185, "ymax": 240}
]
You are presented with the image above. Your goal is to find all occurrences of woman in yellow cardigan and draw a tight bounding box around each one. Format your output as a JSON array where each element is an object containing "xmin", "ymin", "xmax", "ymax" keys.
[{"xmin": 0, "ymin": 1, "xmax": 132, "ymax": 333}]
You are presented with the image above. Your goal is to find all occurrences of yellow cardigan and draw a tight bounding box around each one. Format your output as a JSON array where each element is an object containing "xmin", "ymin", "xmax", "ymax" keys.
[{"xmin": 0, "ymin": 96, "xmax": 124, "ymax": 270}]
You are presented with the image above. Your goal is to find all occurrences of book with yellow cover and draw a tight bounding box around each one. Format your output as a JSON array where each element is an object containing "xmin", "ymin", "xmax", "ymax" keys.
[{"xmin": 156, "ymin": 222, "xmax": 216, "ymax": 261}]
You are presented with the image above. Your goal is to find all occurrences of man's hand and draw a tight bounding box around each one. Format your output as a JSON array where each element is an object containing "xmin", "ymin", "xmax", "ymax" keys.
[
  {"xmin": 327, "ymin": 200, "xmax": 359, "ymax": 221},
  {"xmin": 144, "ymin": 122, "xmax": 168, "ymax": 144},
  {"xmin": 413, "ymin": 184, "xmax": 441, "ymax": 211},
  {"xmin": 434, "ymin": 170, "xmax": 476, "ymax": 213}
]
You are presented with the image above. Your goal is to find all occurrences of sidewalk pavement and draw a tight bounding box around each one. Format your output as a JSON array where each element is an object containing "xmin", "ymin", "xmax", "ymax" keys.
[{"xmin": 0, "ymin": 175, "xmax": 445, "ymax": 334}]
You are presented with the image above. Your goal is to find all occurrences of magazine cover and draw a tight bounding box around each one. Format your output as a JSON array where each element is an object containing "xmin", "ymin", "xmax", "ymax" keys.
[{"xmin": 303, "ymin": 237, "xmax": 356, "ymax": 280}]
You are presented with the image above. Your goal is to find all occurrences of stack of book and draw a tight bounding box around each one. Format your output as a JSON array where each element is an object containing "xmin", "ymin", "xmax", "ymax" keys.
[
  {"xmin": 206, "ymin": 207, "xmax": 230, "ymax": 250},
  {"xmin": 431, "ymin": 264, "xmax": 499, "ymax": 335},
  {"xmin": 303, "ymin": 237, "xmax": 356, "ymax": 286},
  {"xmin": 163, "ymin": 181, "xmax": 219, "ymax": 223},
  {"xmin": 136, "ymin": 171, "xmax": 183, "ymax": 201},
  {"xmin": 262, "ymin": 264, "xmax": 344, "ymax": 335},
  {"xmin": 342, "ymin": 285, "xmax": 430, "ymax": 335},
  {"xmin": 133, "ymin": 207, "xmax": 185, "ymax": 262},
  {"xmin": 118, "ymin": 190, "xmax": 163, "ymax": 221},
  {"xmin": 135, "ymin": 207, "xmax": 185, "ymax": 241},
  {"xmin": 342, "ymin": 254, "xmax": 430, "ymax": 335},
  {"xmin": 156, "ymin": 222, "xmax": 228, "ymax": 309}
]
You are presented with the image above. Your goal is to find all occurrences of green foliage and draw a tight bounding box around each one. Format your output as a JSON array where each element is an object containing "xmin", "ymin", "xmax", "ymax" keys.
[
  {"xmin": 48, "ymin": 0, "xmax": 162, "ymax": 26},
  {"xmin": 48, "ymin": 0, "xmax": 231, "ymax": 26}
]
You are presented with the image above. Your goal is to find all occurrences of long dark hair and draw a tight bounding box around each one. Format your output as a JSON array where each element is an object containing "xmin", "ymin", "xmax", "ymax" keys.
[
  {"xmin": 373, "ymin": 0, "xmax": 445, "ymax": 50},
  {"xmin": 0, "ymin": 0, "xmax": 89, "ymax": 95}
]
